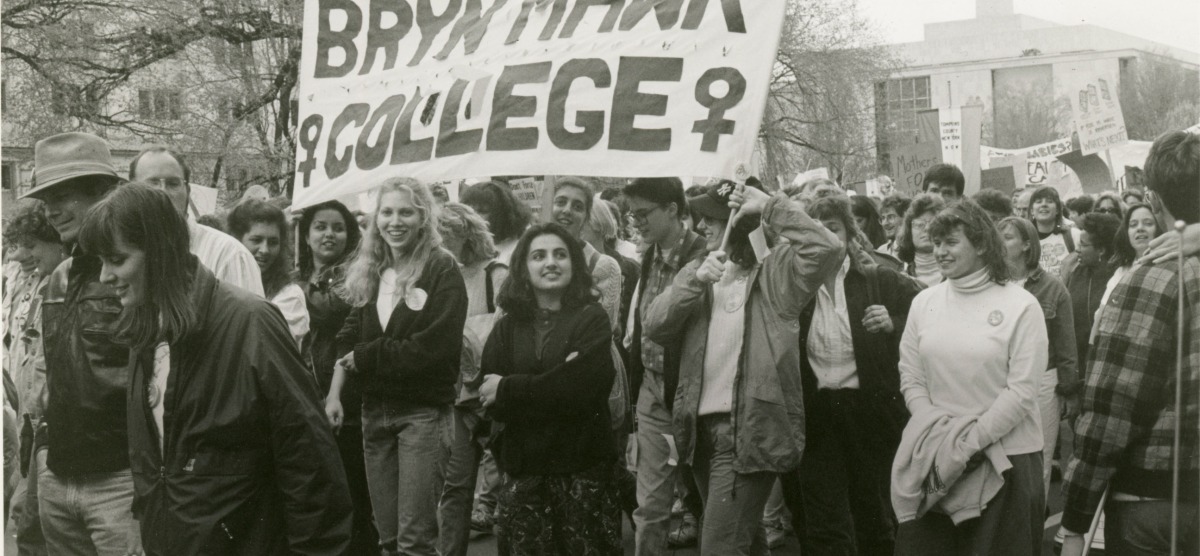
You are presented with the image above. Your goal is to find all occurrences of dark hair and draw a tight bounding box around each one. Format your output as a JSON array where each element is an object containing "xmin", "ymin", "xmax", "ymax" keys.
[
  {"xmin": 3, "ymin": 200, "xmax": 61, "ymax": 246},
  {"xmin": 598, "ymin": 188, "xmax": 621, "ymax": 202},
  {"xmin": 1065, "ymin": 196, "xmax": 1095, "ymax": 215},
  {"xmin": 129, "ymin": 146, "xmax": 191, "ymax": 184},
  {"xmin": 297, "ymin": 200, "xmax": 361, "ymax": 281},
  {"xmin": 78, "ymin": 183, "xmax": 196, "ymax": 350},
  {"xmin": 1112, "ymin": 203, "xmax": 1160, "ymax": 267},
  {"xmin": 880, "ymin": 194, "xmax": 912, "ymax": 219},
  {"xmin": 1144, "ymin": 130, "xmax": 1200, "ymax": 224},
  {"xmin": 622, "ymin": 177, "xmax": 687, "ymax": 221},
  {"xmin": 849, "ymin": 196, "xmax": 887, "ymax": 248},
  {"xmin": 459, "ymin": 180, "xmax": 532, "ymax": 243},
  {"xmin": 1094, "ymin": 191, "xmax": 1126, "ymax": 221},
  {"xmin": 496, "ymin": 223, "xmax": 598, "ymax": 321},
  {"xmin": 227, "ymin": 200, "xmax": 293, "ymax": 298},
  {"xmin": 1028, "ymin": 186, "xmax": 1066, "ymax": 223},
  {"xmin": 714, "ymin": 212, "xmax": 764, "ymax": 268},
  {"xmin": 997, "ymin": 216, "xmax": 1041, "ymax": 271},
  {"xmin": 552, "ymin": 177, "xmax": 594, "ymax": 226},
  {"xmin": 922, "ymin": 163, "xmax": 964, "ymax": 196},
  {"xmin": 195, "ymin": 213, "xmax": 226, "ymax": 233},
  {"xmin": 807, "ymin": 195, "xmax": 860, "ymax": 249},
  {"xmin": 972, "ymin": 189, "xmax": 1013, "ymax": 219},
  {"xmin": 896, "ymin": 193, "xmax": 946, "ymax": 264},
  {"xmin": 928, "ymin": 200, "xmax": 1010, "ymax": 284},
  {"xmin": 1078, "ymin": 212, "xmax": 1121, "ymax": 260}
]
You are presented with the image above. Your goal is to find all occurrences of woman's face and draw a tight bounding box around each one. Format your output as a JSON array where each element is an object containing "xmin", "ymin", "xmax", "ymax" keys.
[
  {"xmin": 241, "ymin": 222, "xmax": 282, "ymax": 272},
  {"xmin": 1127, "ymin": 207, "xmax": 1157, "ymax": 258},
  {"xmin": 999, "ymin": 224, "xmax": 1029, "ymax": 265},
  {"xmin": 307, "ymin": 208, "xmax": 349, "ymax": 266},
  {"xmin": 376, "ymin": 189, "xmax": 423, "ymax": 254},
  {"xmin": 551, "ymin": 185, "xmax": 589, "ymax": 238},
  {"xmin": 1030, "ymin": 196, "xmax": 1058, "ymax": 224},
  {"xmin": 933, "ymin": 226, "xmax": 986, "ymax": 280},
  {"xmin": 98, "ymin": 233, "xmax": 148, "ymax": 308},
  {"xmin": 1095, "ymin": 198, "xmax": 1120, "ymax": 216},
  {"xmin": 1077, "ymin": 230, "xmax": 1102, "ymax": 267},
  {"xmin": 819, "ymin": 217, "xmax": 851, "ymax": 247},
  {"xmin": 910, "ymin": 212, "xmax": 935, "ymax": 252},
  {"xmin": 697, "ymin": 216, "xmax": 727, "ymax": 252},
  {"xmin": 881, "ymin": 208, "xmax": 901, "ymax": 239},
  {"xmin": 526, "ymin": 233, "xmax": 573, "ymax": 294}
]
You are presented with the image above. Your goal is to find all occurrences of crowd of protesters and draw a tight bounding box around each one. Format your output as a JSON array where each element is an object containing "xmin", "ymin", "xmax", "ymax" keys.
[{"xmin": 1, "ymin": 128, "xmax": 1198, "ymax": 556}]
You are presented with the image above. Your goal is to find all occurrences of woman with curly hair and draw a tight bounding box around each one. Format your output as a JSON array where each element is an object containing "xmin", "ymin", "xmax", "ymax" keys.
[
  {"xmin": 328, "ymin": 177, "xmax": 468, "ymax": 556},
  {"xmin": 477, "ymin": 223, "xmax": 621, "ymax": 554},
  {"xmin": 460, "ymin": 180, "xmax": 532, "ymax": 264},
  {"xmin": 227, "ymin": 199, "xmax": 309, "ymax": 347},
  {"xmin": 895, "ymin": 194, "xmax": 946, "ymax": 287}
]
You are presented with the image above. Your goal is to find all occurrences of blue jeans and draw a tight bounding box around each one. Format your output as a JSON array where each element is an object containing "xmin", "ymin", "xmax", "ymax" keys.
[
  {"xmin": 362, "ymin": 401, "xmax": 453, "ymax": 556},
  {"xmin": 438, "ymin": 406, "xmax": 483, "ymax": 556},
  {"xmin": 693, "ymin": 414, "xmax": 775, "ymax": 556},
  {"xmin": 36, "ymin": 449, "xmax": 139, "ymax": 556},
  {"xmin": 634, "ymin": 376, "xmax": 680, "ymax": 556},
  {"xmin": 1105, "ymin": 498, "xmax": 1199, "ymax": 556}
]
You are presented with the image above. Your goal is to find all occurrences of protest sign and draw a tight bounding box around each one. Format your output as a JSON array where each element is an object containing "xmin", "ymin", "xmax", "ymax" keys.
[
  {"xmin": 509, "ymin": 176, "xmax": 546, "ymax": 219},
  {"xmin": 889, "ymin": 141, "xmax": 942, "ymax": 193},
  {"xmin": 980, "ymin": 138, "xmax": 1078, "ymax": 193},
  {"xmin": 292, "ymin": 0, "xmax": 787, "ymax": 209},
  {"xmin": 916, "ymin": 106, "xmax": 982, "ymax": 194},
  {"xmin": 1061, "ymin": 63, "xmax": 1128, "ymax": 155},
  {"xmin": 1057, "ymin": 151, "xmax": 1113, "ymax": 194},
  {"xmin": 189, "ymin": 185, "xmax": 219, "ymax": 217}
]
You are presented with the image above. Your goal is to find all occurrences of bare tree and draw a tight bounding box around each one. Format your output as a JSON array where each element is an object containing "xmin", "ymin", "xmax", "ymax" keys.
[
  {"xmin": 1119, "ymin": 53, "xmax": 1200, "ymax": 141},
  {"xmin": 990, "ymin": 80, "xmax": 1070, "ymax": 149}
]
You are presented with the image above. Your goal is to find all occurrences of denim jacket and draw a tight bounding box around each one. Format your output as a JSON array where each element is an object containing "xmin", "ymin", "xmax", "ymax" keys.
[{"xmin": 1022, "ymin": 268, "xmax": 1080, "ymax": 396}]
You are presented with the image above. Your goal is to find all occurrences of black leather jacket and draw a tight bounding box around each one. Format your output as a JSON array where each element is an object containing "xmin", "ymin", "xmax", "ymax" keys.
[{"xmin": 40, "ymin": 253, "xmax": 131, "ymax": 476}]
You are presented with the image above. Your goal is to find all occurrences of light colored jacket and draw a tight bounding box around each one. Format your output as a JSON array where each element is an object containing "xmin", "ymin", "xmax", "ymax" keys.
[{"xmin": 644, "ymin": 195, "xmax": 844, "ymax": 474}]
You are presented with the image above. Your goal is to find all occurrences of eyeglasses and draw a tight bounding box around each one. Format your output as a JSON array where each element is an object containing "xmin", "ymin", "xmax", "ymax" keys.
[
  {"xmin": 145, "ymin": 177, "xmax": 185, "ymax": 188},
  {"xmin": 911, "ymin": 218, "xmax": 933, "ymax": 231},
  {"xmin": 628, "ymin": 205, "xmax": 666, "ymax": 224}
]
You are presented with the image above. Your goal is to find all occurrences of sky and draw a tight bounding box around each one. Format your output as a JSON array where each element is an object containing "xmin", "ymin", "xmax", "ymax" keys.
[{"xmin": 855, "ymin": 0, "xmax": 1200, "ymax": 54}]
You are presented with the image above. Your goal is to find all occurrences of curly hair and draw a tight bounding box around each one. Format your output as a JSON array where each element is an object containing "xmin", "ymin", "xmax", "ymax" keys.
[
  {"xmin": 1094, "ymin": 191, "xmax": 1126, "ymax": 221},
  {"xmin": 928, "ymin": 200, "xmax": 1010, "ymax": 284},
  {"xmin": 880, "ymin": 194, "xmax": 912, "ymax": 220},
  {"xmin": 496, "ymin": 223, "xmax": 598, "ymax": 321},
  {"xmin": 297, "ymin": 200, "xmax": 362, "ymax": 282},
  {"xmin": 227, "ymin": 199, "xmax": 294, "ymax": 298},
  {"xmin": 460, "ymin": 180, "xmax": 532, "ymax": 244},
  {"xmin": 896, "ymin": 193, "xmax": 946, "ymax": 264},
  {"xmin": 1078, "ymin": 212, "xmax": 1121, "ymax": 261},
  {"xmin": 439, "ymin": 202, "xmax": 499, "ymax": 267},
  {"xmin": 1111, "ymin": 203, "xmax": 1161, "ymax": 268},
  {"xmin": 339, "ymin": 178, "xmax": 446, "ymax": 308},
  {"xmin": 3, "ymin": 200, "xmax": 60, "ymax": 246}
]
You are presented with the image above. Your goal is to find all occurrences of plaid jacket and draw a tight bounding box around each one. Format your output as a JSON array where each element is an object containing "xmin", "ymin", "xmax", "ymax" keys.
[{"xmin": 1061, "ymin": 257, "xmax": 1200, "ymax": 534}]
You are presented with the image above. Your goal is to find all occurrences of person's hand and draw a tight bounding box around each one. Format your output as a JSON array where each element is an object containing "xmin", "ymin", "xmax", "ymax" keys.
[
  {"xmin": 1140, "ymin": 223, "xmax": 1200, "ymax": 264},
  {"xmin": 124, "ymin": 521, "xmax": 144, "ymax": 556},
  {"xmin": 695, "ymin": 251, "xmax": 728, "ymax": 284},
  {"xmin": 1059, "ymin": 393, "xmax": 1080, "ymax": 423},
  {"xmin": 480, "ymin": 374, "xmax": 502, "ymax": 408},
  {"xmin": 862, "ymin": 304, "xmax": 893, "ymax": 334},
  {"xmin": 325, "ymin": 396, "xmax": 344, "ymax": 431},
  {"xmin": 1059, "ymin": 529, "xmax": 1086, "ymax": 556},
  {"xmin": 336, "ymin": 352, "xmax": 356, "ymax": 374},
  {"xmin": 728, "ymin": 183, "xmax": 770, "ymax": 224}
]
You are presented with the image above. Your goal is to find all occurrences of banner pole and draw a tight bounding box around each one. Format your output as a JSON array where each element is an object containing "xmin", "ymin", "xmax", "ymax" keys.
[
  {"xmin": 1171, "ymin": 219, "xmax": 1186, "ymax": 555},
  {"xmin": 1104, "ymin": 149, "xmax": 1119, "ymax": 191}
]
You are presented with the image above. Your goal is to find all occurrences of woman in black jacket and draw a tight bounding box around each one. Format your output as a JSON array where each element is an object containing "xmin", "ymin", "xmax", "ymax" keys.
[
  {"xmin": 328, "ymin": 178, "xmax": 468, "ymax": 556},
  {"xmin": 478, "ymin": 223, "xmax": 621, "ymax": 555},
  {"xmin": 296, "ymin": 200, "xmax": 376, "ymax": 555},
  {"xmin": 79, "ymin": 184, "xmax": 351, "ymax": 556}
]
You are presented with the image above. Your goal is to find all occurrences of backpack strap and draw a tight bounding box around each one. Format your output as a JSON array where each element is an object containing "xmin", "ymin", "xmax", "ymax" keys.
[
  {"xmin": 1062, "ymin": 227, "xmax": 1076, "ymax": 253},
  {"xmin": 484, "ymin": 260, "xmax": 507, "ymax": 314}
]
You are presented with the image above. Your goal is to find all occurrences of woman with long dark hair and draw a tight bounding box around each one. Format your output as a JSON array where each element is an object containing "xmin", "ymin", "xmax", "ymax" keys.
[
  {"xmin": 477, "ymin": 223, "xmax": 621, "ymax": 554},
  {"xmin": 78, "ymin": 184, "xmax": 351, "ymax": 555},
  {"xmin": 329, "ymin": 178, "xmax": 468, "ymax": 556},
  {"xmin": 227, "ymin": 200, "xmax": 309, "ymax": 346},
  {"xmin": 892, "ymin": 200, "xmax": 1047, "ymax": 555},
  {"xmin": 1091, "ymin": 203, "xmax": 1162, "ymax": 341},
  {"xmin": 851, "ymin": 195, "xmax": 888, "ymax": 249},
  {"xmin": 296, "ymin": 199, "xmax": 376, "ymax": 554}
]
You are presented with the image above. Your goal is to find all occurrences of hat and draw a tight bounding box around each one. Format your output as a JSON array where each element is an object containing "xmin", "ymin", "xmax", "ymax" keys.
[
  {"xmin": 688, "ymin": 178, "xmax": 765, "ymax": 221},
  {"xmin": 23, "ymin": 132, "xmax": 119, "ymax": 200}
]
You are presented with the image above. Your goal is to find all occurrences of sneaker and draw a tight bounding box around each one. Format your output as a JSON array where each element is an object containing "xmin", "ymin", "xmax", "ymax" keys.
[
  {"xmin": 470, "ymin": 508, "xmax": 495, "ymax": 533},
  {"xmin": 667, "ymin": 513, "xmax": 698, "ymax": 548}
]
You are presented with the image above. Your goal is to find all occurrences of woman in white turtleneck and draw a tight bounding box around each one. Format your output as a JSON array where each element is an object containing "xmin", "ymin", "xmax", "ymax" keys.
[
  {"xmin": 896, "ymin": 193, "xmax": 946, "ymax": 287},
  {"xmin": 893, "ymin": 200, "xmax": 1049, "ymax": 556}
]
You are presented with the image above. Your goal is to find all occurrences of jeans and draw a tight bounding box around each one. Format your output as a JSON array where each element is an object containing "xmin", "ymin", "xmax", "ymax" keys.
[
  {"xmin": 439, "ymin": 407, "xmax": 483, "ymax": 556},
  {"xmin": 12, "ymin": 461, "xmax": 48, "ymax": 555},
  {"xmin": 693, "ymin": 414, "xmax": 775, "ymax": 556},
  {"xmin": 633, "ymin": 376, "xmax": 680, "ymax": 556},
  {"xmin": 1038, "ymin": 370, "xmax": 1060, "ymax": 497},
  {"xmin": 362, "ymin": 401, "xmax": 453, "ymax": 556},
  {"xmin": 36, "ymin": 449, "xmax": 139, "ymax": 556},
  {"xmin": 1105, "ymin": 498, "xmax": 1199, "ymax": 556},
  {"xmin": 475, "ymin": 449, "xmax": 501, "ymax": 516}
]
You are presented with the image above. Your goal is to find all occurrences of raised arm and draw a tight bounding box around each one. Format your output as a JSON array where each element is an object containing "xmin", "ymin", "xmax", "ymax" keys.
[{"xmin": 757, "ymin": 194, "xmax": 846, "ymax": 320}]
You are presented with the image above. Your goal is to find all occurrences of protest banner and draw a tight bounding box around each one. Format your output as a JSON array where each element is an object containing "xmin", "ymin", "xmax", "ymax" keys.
[
  {"xmin": 291, "ymin": 0, "xmax": 787, "ymax": 209},
  {"xmin": 916, "ymin": 106, "xmax": 982, "ymax": 194},
  {"xmin": 980, "ymin": 137, "xmax": 1078, "ymax": 193},
  {"xmin": 1060, "ymin": 62, "xmax": 1128, "ymax": 156},
  {"xmin": 889, "ymin": 141, "xmax": 941, "ymax": 193}
]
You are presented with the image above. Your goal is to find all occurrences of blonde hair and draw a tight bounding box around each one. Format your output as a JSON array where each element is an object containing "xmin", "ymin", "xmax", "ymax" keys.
[{"xmin": 340, "ymin": 177, "xmax": 446, "ymax": 307}]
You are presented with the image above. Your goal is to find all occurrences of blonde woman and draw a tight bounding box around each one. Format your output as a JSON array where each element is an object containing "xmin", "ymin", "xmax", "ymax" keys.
[{"xmin": 328, "ymin": 178, "xmax": 469, "ymax": 556}]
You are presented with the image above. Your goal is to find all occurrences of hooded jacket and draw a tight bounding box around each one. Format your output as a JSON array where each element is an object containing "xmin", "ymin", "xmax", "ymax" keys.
[
  {"xmin": 645, "ymin": 195, "xmax": 844, "ymax": 473},
  {"xmin": 127, "ymin": 261, "xmax": 351, "ymax": 556}
]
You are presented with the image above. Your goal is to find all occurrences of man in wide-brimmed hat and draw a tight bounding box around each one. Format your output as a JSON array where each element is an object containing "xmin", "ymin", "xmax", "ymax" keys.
[{"xmin": 22, "ymin": 132, "xmax": 143, "ymax": 555}]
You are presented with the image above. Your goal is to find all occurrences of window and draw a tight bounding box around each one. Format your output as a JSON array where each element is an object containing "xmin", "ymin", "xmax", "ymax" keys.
[
  {"xmin": 874, "ymin": 76, "xmax": 932, "ymax": 165},
  {"xmin": 2, "ymin": 164, "xmax": 15, "ymax": 190},
  {"xmin": 139, "ymin": 89, "xmax": 184, "ymax": 120}
]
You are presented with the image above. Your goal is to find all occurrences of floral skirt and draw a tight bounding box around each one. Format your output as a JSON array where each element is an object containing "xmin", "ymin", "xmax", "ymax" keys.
[{"xmin": 496, "ymin": 462, "xmax": 622, "ymax": 556}]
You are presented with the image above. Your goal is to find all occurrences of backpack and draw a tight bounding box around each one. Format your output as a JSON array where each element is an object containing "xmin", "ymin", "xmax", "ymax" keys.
[{"xmin": 587, "ymin": 250, "xmax": 630, "ymax": 432}]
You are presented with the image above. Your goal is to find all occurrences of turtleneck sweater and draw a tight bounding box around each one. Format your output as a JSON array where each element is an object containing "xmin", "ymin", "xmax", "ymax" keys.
[
  {"xmin": 898, "ymin": 267, "xmax": 1048, "ymax": 456},
  {"xmin": 912, "ymin": 251, "xmax": 943, "ymax": 287}
]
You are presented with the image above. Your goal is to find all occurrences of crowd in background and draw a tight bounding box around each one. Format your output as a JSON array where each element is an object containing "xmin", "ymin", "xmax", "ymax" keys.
[{"xmin": 1, "ymin": 129, "xmax": 1198, "ymax": 556}]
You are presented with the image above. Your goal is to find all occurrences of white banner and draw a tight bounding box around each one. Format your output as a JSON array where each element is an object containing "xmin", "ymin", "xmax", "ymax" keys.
[
  {"xmin": 938, "ymin": 107, "xmax": 963, "ymax": 170},
  {"xmin": 981, "ymin": 138, "xmax": 1078, "ymax": 192},
  {"xmin": 292, "ymin": 0, "xmax": 786, "ymax": 209}
]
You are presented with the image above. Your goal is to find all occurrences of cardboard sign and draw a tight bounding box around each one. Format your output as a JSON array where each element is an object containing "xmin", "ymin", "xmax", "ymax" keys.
[
  {"xmin": 508, "ymin": 177, "xmax": 546, "ymax": 220},
  {"xmin": 889, "ymin": 141, "xmax": 942, "ymax": 194},
  {"xmin": 292, "ymin": 0, "xmax": 787, "ymax": 209},
  {"xmin": 1061, "ymin": 63, "xmax": 1129, "ymax": 155}
]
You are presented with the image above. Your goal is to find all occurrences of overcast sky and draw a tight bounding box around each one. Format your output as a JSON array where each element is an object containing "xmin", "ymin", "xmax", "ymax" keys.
[{"xmin": 856, "ymin": 0, "xmax": 1200, "ymax": 54}]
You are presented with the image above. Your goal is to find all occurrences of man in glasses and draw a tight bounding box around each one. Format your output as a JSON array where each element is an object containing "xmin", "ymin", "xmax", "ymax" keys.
[{"xmin": 128, "ymin": 147, "xmax": 264, "ymax": 296}]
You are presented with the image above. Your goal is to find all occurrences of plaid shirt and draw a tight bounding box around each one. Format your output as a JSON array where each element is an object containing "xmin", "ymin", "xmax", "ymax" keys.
[
  {"xmin": 1061, "ymin": 257, "xmax": 1200, "ymax": 534},
  {"xmin": 638, "ymin": 232, "xmax": 690, "ymax": 373}
]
